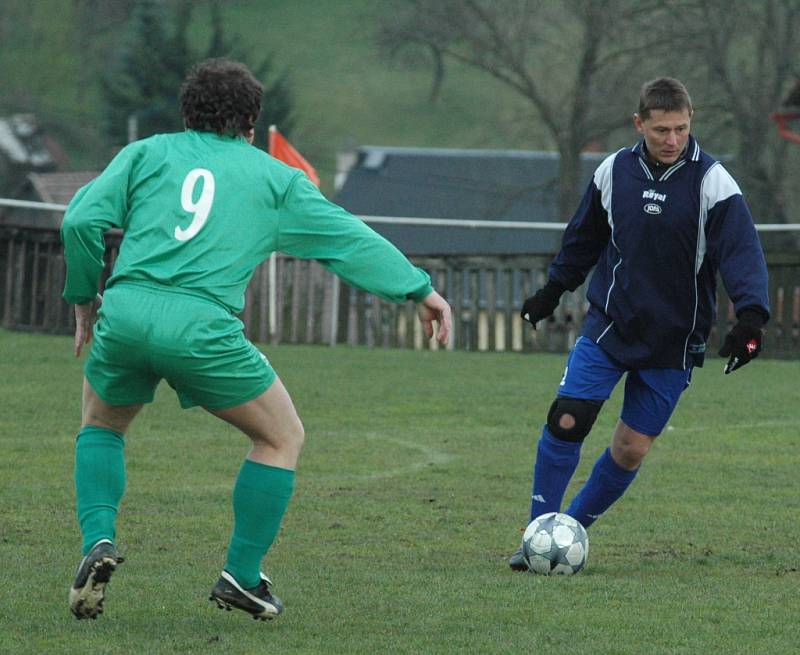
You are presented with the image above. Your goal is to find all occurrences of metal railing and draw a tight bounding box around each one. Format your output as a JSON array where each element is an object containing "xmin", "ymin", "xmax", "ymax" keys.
[{"xmin": 1, "ymin": 199, "xmax": 799, "ymax": 357}]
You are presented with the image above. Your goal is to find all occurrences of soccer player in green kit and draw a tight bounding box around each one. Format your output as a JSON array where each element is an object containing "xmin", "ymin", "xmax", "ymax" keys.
[{"xmin": 62, "ymin": 59, "xmax": 452, "ymax": 621}]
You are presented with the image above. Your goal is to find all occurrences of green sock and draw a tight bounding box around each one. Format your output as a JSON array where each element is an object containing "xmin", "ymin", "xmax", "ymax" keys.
[
  {"xmin": 74, "ymin": 426, "xmax": 126, "ymax": 555},
  {"xmin": 224, "ymin": 460, "xmax": 295, "ymax": 589}
]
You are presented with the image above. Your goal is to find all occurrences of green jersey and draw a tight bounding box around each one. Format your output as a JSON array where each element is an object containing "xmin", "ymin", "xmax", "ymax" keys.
[{"xmin": 61, "ymin": 130, "xmax": 432, "ymax": 311}]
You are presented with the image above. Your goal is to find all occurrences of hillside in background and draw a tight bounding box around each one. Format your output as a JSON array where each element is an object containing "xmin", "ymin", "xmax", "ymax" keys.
[
  {"xmin": 0, "ymin": 0, "xmax": 555, "ymax": 190},
  {"xmin": 2, "ymin": 0, "xmax": 798, "ymax": 221},
  {"xmin": 214, "ymin": 1, "xmax": 554, "ymax": 182}
]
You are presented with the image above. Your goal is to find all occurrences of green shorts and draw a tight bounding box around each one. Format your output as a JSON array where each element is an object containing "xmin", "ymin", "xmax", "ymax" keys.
[{"xmin": 85, "ymin": 283, "xmax": 276, "ymax": 409}]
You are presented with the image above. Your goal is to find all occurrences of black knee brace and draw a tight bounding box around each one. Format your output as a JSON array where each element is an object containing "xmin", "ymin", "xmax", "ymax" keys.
[{"xmin": 546, "ymin": 397, "xmax": 604, "ymax": 442}]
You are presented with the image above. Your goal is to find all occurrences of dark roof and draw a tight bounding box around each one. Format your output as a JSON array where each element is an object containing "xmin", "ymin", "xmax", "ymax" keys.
[
  {"xmin": 0, "ymin": 171, "xmax": 98, "ymax": 229},
  {"xmin": 28, "ymin": 171, "xmax": 98, "ymax": 205},
  {"xmin": 334, "ymin": 146, "xmax": 607, "ymax": 255},
  {"xmin": 784, "ymin": 79, "xmax": 800, "ymax": 107}
]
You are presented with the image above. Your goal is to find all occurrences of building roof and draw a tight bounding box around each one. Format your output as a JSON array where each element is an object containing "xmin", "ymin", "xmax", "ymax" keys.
[
  {"xmin": 333, "ymin": 146, "xmax": 606, "ymax": 255},
  {"xmin": 27, "ymin": 171, "xmax": 98, "ymax": 205},
  {"xmin": 0, "ymin": 171, "xmax": 98, "ymax": 229}
]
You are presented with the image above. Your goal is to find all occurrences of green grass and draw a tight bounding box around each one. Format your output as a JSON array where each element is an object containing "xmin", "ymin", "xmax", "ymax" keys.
[{"xmin": 1, "ymin": 328, "xmax": 798, "ymax": 654}]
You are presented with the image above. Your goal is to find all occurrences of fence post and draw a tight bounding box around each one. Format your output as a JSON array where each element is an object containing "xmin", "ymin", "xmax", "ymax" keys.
[{"xmin": 1, "ymin": 224, "xmax": 798, "ymax": 359}]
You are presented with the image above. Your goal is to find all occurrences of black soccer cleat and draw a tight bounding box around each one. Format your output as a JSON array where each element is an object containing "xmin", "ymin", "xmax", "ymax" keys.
[
  {"xmin": 209, "ymin": 571, "xmax": 284, "ymax": 620},
  {"xmin": 69, "ymin": 539, "xmax": 124, "ymax": 619},
  {"xmin": 508, "ymin": 546, "xmax": 529, "ymax": 571}
]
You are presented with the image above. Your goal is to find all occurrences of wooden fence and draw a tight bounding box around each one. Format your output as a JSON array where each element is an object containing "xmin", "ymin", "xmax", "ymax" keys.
[{"xmin": 2, "ymin": 225, "xmax": 799, "ymax": 358}]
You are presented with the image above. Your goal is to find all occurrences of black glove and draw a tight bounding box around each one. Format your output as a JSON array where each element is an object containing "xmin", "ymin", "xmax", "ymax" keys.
[
  {"xmin": 718, "ymin": 308, "xmax": 766, "ymax": 374},
  {"xmin": 520, "ymin": 279, "xmax": 566, "ymax": 328}
]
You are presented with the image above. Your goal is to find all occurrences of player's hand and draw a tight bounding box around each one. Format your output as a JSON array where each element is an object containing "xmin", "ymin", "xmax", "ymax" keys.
[
  {"xmin": 520, "ymin": 279, "xmax": 566, "ymax": 329},
  {"xmin": 73, "ymin": 294, "xmax": 102, "ymax": 357},
  {"xmin": 416, "ymin": 290, "xmax": 452, "ymax": 346},
  {"xmin": 718, "ymin": 309, "xmax": 765, "ymax": 374}
]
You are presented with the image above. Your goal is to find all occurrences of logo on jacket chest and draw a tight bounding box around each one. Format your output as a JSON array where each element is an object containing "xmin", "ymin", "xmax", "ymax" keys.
[{"xmin": 642, "ymin": 188, "xmax": 666, "ymax": 215}]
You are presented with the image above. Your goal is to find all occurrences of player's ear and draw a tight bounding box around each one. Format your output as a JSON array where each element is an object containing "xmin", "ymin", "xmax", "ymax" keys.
[
  {"xmin": 245, "ymin": 127, "xmax": 255, "ymax": 144},
  {"xmin": 633, "ymin": 113, "xmax": 644, "ymax": 134}
]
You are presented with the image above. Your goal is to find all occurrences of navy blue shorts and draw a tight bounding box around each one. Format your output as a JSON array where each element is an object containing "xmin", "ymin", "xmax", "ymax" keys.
[{"xmin": 556, "ymin": 337, "xmax": 692, "ymax": 437}]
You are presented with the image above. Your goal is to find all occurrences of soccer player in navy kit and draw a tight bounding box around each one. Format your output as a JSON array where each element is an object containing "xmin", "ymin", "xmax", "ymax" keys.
[{"xmin": 509, "ymin": 77, "xmax": 770, "ymax": 569}]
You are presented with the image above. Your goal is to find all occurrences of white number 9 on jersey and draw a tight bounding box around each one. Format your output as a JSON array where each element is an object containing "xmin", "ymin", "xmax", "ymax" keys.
[{"xmin": 175, "ymin": 168, "xmax": 215, "ymax": 241}]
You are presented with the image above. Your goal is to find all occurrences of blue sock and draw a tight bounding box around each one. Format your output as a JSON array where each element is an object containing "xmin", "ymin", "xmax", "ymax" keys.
[
  {"xmin": 565, "ymin": 448, "xmax": 638, "ymax": 529},
  {"xmin": 529, "ymin": 426, "xmax": 582, "ymax": 521}
]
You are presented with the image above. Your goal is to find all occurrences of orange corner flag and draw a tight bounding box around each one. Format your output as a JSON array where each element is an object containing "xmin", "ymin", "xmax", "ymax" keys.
[{"xmin": 268, "ymin": 125, "xmax": 320, "ymax": 186}]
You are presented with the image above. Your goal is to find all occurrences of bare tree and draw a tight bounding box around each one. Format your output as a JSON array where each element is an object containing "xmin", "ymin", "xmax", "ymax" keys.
[
  {"xmin": 379, "ymin": 0, "xmax": 666, "ymax": 220},
  {"xmin": 661, "ymin": 0, "xmax": 800, "ymax": 224},
  {"xmin": 380, "ymin": 39, "xmax": 447, "ymax": 104}
]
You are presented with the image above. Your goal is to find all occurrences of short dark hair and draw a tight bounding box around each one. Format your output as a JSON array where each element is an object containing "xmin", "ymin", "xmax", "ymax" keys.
[
  {"xmin": 638, "ymin": 77, "xmax": 693, "ymax": 119},
  {"xmin": 180, "ymin": 59, "xmax": 263, "ymax": 136}
]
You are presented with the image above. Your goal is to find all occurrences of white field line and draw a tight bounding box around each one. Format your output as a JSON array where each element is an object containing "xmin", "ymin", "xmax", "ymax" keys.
[
  {"xmin": 315, "ymin": 419, "xmax": 797, "ymax": 482},
  {"xmin": 312, "ymin": 432, "xmax": 457, "ymax": 482},
  {"xmin": 666, "ymin": 419, "xmax": 798, "ymax": 433}
]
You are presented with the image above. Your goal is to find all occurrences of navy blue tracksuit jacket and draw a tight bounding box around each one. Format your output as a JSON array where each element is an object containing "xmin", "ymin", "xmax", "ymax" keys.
[{"xmin": 550, "ymin": 136, "xmax": 770, "ymax": 370}]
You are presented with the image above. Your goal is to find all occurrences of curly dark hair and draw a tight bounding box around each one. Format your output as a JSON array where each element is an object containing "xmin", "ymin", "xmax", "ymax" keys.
[{"xmin": 180, "ymin": 59, "xmax": 263, "ymax": 136}]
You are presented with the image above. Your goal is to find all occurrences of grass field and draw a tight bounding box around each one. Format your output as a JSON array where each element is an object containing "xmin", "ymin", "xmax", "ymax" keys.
[{"xmin": 1, "ymin": 328, "xmax": 798, "ymax": 654}]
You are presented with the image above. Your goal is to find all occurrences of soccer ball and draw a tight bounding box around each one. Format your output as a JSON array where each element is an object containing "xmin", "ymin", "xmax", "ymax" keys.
[{"xmin": 521, "ymin": 512, "xmax": 588, "ymax": 575}]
